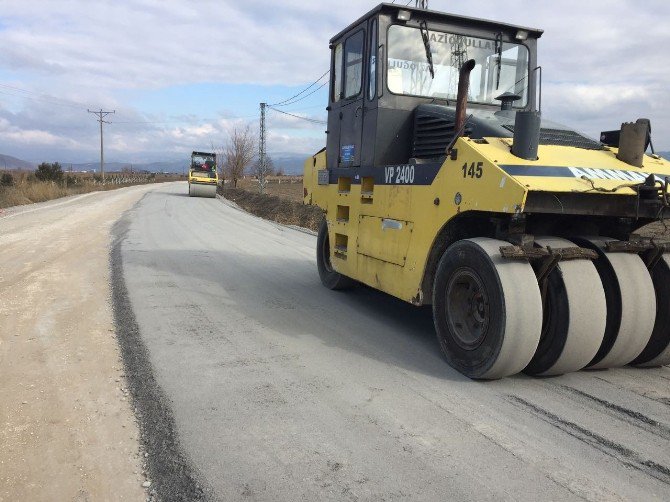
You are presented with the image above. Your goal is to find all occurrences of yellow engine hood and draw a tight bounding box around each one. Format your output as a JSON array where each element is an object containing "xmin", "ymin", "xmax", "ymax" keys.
[{"xmin": 468, "ymin": 137, "xmax": 670, "ymax": 196}]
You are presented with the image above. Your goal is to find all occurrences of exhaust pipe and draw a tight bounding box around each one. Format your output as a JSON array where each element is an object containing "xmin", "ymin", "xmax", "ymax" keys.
[
  {"xmin": 511, "ymin": 111, "xmax": 541, "ymax": 160},
  {"xmin": 445, "ymin": 59, "xmax": 475, "ymax": 156},
  {"xmin": 617, "ymin": 118, "xmax": 650, "ymax": 167},
  {"xmin": 455, "ymin": 59, "xmax": 476, "ymax": 133}
]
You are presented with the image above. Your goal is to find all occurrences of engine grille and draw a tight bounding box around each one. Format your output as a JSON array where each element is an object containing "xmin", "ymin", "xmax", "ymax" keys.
[
  {"xmin": 503, "ymin": 125, "xmax": 604, "ymax": 150},
  {"xmin": 413, "ymin": 113, "xmax": 472, "ymax": 158}
]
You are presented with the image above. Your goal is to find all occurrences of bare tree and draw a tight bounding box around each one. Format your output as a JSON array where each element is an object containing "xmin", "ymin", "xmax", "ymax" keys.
[
  {"xmin": 210, "ymin": 141, "xmax": 226, "ymax": 186},
  {"xmin": 254, "ymin": 155, "xmax": 274, "ymax": 193},
  {"xmin": 223, "ymin": 125, "xmax": 256, "ymax": 188}
]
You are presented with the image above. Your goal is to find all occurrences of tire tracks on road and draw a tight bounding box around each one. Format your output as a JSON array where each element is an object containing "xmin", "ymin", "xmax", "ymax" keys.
[{"xmin": 508, "ymin": 395, "xmax": 670, "ymax": 486}]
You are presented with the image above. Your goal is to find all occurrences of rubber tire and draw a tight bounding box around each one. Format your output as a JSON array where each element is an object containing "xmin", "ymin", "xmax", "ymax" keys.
[
  {"xmin": 524, "ymin": 237, "xmax": 606, "ymax": 376},
  {"xmin": 316, "ymin": 219, "xmax": 355, "ymax": 290},
  {"xmin": 432, "ymin": 237, "xmax": 542, "ymax": 380},
  {"xmin": 571, "ymin": 237, "xmax": 655, "ymax": 368},
  {"xmin": 632, "ymin": 254, "xmax": 670, "ymax": 367}
]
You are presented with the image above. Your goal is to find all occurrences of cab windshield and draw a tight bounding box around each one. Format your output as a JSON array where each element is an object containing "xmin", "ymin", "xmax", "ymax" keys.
[
  {"xmin": 387, "ymin": 24, "xmax": 529, "ymax": 106},
  {"xmin": 191, "ymin": 155, "xmax": 216, "ymax": 173}
]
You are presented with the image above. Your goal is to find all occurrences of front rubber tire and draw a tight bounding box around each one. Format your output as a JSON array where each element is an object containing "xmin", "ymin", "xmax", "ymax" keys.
[
  {"xmin": 316, "ymin": 219, "xmax": 355, "ymax": 290},
  {"xmin": 524, "ymin": 237, "xmax": 606, "ymax": 376},
  {"xmin": 432, "ymin": 237, "xmax": 543, "ymax": 379}
]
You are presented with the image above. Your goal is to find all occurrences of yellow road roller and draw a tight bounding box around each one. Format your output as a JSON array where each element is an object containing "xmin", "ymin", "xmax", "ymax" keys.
[
  {"xmin": 303, "ymin": 3, "xmax": 670, "ymax": 379},
  {"xmin": 188, "ymin": 151, "xmax": 218, "ymax": 198}
]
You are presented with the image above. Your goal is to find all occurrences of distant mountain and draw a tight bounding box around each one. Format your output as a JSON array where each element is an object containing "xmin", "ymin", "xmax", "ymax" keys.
[
  {"xmin": 271, "ymin": 153, "xmax": 312, "ymax": 175},
  {"xmin": 67, "ymin": 160, "xmax": 187, "ymax": 174},
  {"xmin": 0, "ymin": 154, "xmax": 188, "ymax": 173},
  {"xmin": 0, "ymin": 153, "xmax": 35, "ymax": 170}
]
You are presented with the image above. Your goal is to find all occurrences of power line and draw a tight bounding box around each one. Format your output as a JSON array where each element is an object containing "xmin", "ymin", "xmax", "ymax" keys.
[
  {"xmin": 272, "ymin": 80, "xmax": 329, "ymax": 108},
  {"xmin": 110, "ymin": 112, "xmax": 259, "ymax": 125},
  {"xmin": 268, "ymin": 106, "xmax": 326, "ymax": 125},
  {"xmin": 279, "ymin": 103, "xmax": 327, "ymax": 113},
  {"xmin": 0, "ymin": 84, "xmax": 89, "ymax": 110},
  {"xmin": 269, "ymin": 70, "xmax": 329, "ymax": 107}
]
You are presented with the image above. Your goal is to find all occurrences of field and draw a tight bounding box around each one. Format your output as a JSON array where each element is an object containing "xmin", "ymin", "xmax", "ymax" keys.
[
  {"xmin": 221, "ymin": 175, "xmax": 323, "ymax": 232},
  {"xmin": 233, "ymin": 175, "xmax": 304, "ymax": 202},
  {"xmin": 0, "ymin": 170, "xmax": 184, "ymax": 209}
]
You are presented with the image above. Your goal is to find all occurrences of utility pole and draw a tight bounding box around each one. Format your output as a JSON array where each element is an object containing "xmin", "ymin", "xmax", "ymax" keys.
[
  {"xmin": 87, "ymin": 108, "xmax": 115, "ymax": 183},
  {"xmin": 258, "ymin": 102, "xmax": 267, "ymax": 192}
]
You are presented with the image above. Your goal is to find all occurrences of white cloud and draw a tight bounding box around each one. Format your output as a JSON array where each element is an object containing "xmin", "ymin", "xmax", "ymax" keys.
[{"xmin": 0, "ymin": 0, "xmax": 668, "ymax": 162}]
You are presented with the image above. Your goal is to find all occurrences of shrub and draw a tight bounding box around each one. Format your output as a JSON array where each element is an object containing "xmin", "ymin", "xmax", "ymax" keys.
[
  {"xmin": 0, "ymin": 172, "xmax": 14, "ymax": 186},
  {"xmin": 35, "ymin": 162, "xmax": 64, "ymax": 182}
]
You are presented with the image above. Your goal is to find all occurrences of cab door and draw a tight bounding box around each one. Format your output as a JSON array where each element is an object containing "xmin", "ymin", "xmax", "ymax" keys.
[{"xmin": 337, "ymin": 29, "xmax": 365, "ymax": 167}]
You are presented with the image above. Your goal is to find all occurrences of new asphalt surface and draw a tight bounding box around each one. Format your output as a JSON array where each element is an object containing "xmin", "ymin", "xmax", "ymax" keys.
[{"xmin": 114, "ymin": 182, "xmax": 670, "ymax": 501}]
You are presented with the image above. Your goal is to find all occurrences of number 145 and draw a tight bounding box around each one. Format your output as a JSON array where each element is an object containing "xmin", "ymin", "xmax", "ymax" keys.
[{"xmin": 462, "ymin": 162, "xmax": 483, "ymax": 179}]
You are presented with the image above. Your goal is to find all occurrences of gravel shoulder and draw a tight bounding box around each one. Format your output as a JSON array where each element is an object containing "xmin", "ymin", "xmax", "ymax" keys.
[{"xmin": 0, "ymin": 183, "xmax": 170, "ymax": 501}]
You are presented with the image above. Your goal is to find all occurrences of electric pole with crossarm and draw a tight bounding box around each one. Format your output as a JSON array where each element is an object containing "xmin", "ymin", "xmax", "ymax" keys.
[{"xmin": 87, "ymin": 108, "xmax": 115, "ymax": 183}]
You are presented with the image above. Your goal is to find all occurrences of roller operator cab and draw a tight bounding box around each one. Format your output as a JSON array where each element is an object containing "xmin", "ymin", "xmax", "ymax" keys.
[
  {"xmin": 189, "ymin": 151, "xmax": 218, "ymax": 198},
  {"xmin": 304, "ymin": 3, "xmax": 670, "ymax": 379}
]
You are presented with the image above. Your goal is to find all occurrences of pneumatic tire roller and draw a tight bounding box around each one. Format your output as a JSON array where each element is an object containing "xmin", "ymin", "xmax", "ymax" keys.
[{"xmin": 303, "ymin": 3, "xmax": 670, "ymax": 379}]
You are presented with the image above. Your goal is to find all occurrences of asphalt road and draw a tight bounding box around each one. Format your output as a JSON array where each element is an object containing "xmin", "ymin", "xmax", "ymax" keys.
[{"xmin": 117, "ymin": 182, "xmax": 670, "ymax": 501}]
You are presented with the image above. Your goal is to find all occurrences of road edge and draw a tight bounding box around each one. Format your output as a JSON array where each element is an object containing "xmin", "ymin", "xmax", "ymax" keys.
[
  {"xmin": 110, "ymin": 196, "xmax": 211, "ymax": 501},
  {"xmin": 217, "ymin": 192, "xmax": 318, "ymax": 236}
]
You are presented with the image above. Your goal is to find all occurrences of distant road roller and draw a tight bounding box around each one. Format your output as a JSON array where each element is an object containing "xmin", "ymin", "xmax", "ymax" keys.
[
  {"xmin": 188, "ymin": 151, "xmax": 218, "ymax": 198},
  {"xmin": 303, "ymin": 3, "xmax": 670, "ymax": 379}
]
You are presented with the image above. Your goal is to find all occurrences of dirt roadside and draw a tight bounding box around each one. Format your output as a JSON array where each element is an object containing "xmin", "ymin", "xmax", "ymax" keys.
[
  {"xmin": 220, "ymin": 185, "xmax": 322, "ymax": 232},
  {"xmin": 0, "ymin": 185, "xmax": 167, "ymax": 501}
]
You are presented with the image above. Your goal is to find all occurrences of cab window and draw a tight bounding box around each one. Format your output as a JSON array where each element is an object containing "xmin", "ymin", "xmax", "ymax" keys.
[
  {"xmin": 344, "ymin": 30, "xmax": 364, "ymax": 98},
  {"xmin": 332, "ymin": 43, "xmax": 343, "ymax": 102},
  {"xmin": 368, "ymin": 20, "xmax": 377, "ymax": 100}
]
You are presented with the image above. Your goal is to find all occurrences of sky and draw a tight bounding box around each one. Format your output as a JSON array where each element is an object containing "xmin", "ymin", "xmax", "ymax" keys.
[{"xmin": 0, "ymin": 0, "xmax": 668, "ymax": 165}]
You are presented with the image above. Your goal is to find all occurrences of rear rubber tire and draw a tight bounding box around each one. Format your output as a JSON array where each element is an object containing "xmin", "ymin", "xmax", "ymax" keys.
[
  {"xmin": 632, "ymin": 254, "xmax": 670, "ymax": 367},
  {"xmin": 316, "ymin": 219, "xmax": 355, "ymax": 290},
  {"xmin": 524, "ymin": 237, "xmax": 606, "ymax": 376},
  {"xmin": 571, "ymin": 237, "xmax": 655, "ymax": 368},
  {"xmin": 432, "ymin": 237, "xmax": 542, "ymax": 379}
]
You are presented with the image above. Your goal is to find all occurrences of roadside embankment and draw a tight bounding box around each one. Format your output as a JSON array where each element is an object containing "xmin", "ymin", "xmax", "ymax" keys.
[{"xmin": 220, "ymin": 184, "xmax": 322, "ymax": 232}]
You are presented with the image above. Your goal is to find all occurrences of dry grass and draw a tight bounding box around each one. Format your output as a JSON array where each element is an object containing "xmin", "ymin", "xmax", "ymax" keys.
[
  {"xmin": 0, "ymin": 170, "xmax": 184, "ymax": 209},
  {"xmin": 221, "ymin": 175, "xmax": 322, "ymax": 232},
  {"xmin": 233, "ymin": 176, "xmax": 304, "ymax": 203}
]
